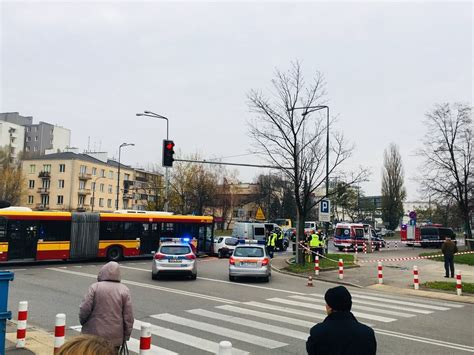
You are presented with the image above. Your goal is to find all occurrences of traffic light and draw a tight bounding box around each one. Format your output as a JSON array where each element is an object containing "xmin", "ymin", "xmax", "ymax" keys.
[{"xmin": 162, "ymin": 139, "xmax": 175, "ymax": 167}]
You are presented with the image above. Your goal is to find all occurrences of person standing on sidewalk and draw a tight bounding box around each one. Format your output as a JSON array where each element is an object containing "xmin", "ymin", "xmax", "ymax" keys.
[
  {"xmin": 79, "ymin": 261, "xmax": 134, "ymax": 351},
  {"xmin": 441, "ymin": 236, "xmax": 458, "ymax": 278},
  {"xmin": 309, "ymin": 231, "xmax": 320, "ymax": 262},
  {"xmin": 306, "ymin": 286, "xmax": 377, "ymax": 355},
  {"xmin": 267, "ymin": 231, "xmax": 277, "ymax": 258}
]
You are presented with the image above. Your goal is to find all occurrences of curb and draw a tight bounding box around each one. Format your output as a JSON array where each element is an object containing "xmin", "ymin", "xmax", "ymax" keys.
[
  {"xmin": 367, "ymin": 284, "xmax": 474, "ymax": 304},
  {"xmin": 270, "ymin": 262, "xmax": 363, "ymax": 289}
]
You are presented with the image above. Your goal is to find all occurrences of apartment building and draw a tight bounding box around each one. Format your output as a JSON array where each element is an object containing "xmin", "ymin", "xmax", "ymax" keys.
[
  {"xmin": 21, "ymin": 152, "xmax": 162, "ymax": 212},
  {"xmin": 0, "ymin": 120, "xmax": 25, "ymax": 162}
]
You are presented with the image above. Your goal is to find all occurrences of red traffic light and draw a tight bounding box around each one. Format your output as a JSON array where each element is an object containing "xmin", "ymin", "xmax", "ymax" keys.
[{"xmin": 166, "ymin": 142, "xmax": 174, "ymax": 150}]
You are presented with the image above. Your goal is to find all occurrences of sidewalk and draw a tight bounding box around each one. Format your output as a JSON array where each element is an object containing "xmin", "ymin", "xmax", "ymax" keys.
[
  {"xmin": 271, "ymin": 248, "xmax": 474, "ymax": 303},
  {"xmin": 5, "ymin": 321, "xmax": 53, "ymax": 354}
]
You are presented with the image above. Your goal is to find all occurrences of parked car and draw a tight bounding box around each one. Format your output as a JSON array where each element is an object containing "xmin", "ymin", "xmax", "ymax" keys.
[
  {"xmin": 213, "ymin": 236, "xmax": 239, "ymax": 258},
  {"xmin": 420, "ymin": 226, "xmax": 456, "ymax": 248}
]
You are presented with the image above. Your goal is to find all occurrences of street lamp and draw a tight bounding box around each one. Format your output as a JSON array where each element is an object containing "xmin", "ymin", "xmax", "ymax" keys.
[
  {"xmin": 136, "ymin": 111, "xmax": 170, "ymax": 212},
  {"xmin": 116, "ymin": 143, "xmax": 134, "ymax": 210},
  {"xmin": 293, "ymin": 105, "xmax": 330, "ymax": 254}
]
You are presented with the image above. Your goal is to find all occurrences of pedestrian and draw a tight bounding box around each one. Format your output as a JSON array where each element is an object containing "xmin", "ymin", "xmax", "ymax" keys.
[
  {"xmin": 441, "ymin": 236, "xmax": 458, "ymax": 278},
  {"xmin": 309, "ymin": 230, "xmax": 320, "ymax": 262},
  {"xmin": 79, "ymin": 261, "xmax": 134, "ymax": 352},
  {"xmin": 57, "ymin": 334, "xmax": 116, "ymax": 355},
  {"xmin": 306, "ymin": 286, "xmax": 377, "ymax": 355},
  {"xmin": 266, "ymin": 231, "xmax": 277, "ymax": 258}
]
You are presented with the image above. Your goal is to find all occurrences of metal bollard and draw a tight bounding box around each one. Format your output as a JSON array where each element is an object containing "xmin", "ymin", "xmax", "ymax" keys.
[
  {"xmin": 54, "ymin": 313, "xmax": 66, "ymax": 353},
  {"xmin": 377, "ymin": 262, "xmax": 383, "ymax": 284},
  {"xmin": 456, "ymin": 270, "xmax": 462, "ymax": 296},
  {"xmin": 139, "ymin": 322, "xmax": 152, "ymax": 354},
  {"xmin": 413, "ymin": 266, "xmax": 419, "ymax": 290},
  {"xmin": 338, "ymin": 259, "xmax": 344, "ymax": 280},
  {"xmin": 216, "ymin": 340, "xmax": 233, "ymax": 355},
  {"xmin": 16, "ymin": 301, "xmax": 28, "ymax": 348}
]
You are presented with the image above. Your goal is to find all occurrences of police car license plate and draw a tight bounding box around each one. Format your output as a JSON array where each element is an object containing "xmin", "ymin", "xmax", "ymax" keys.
[{"xmin": 169, "ymin": 259, "xmax": 181, "ymax": 263}]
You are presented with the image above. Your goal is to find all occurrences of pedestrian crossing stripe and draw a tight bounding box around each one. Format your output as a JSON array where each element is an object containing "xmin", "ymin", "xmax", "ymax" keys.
[{"xmin": 335, "ymin": 293, "xmax": 451, "ymax": 310}]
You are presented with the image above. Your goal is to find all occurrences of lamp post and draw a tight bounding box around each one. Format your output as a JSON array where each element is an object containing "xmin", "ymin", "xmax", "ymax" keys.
[
  {"xmin": 293, "ymin": 105, "xmax": 330, "ymax": 254},
  {"xmin": 136, "ymin": 111, "xmax": 170, "ymax": 212},
  {"xmin": 116, "ymin": 143, "xmax": 134, "ymax": 210},
  {"xmin": 91, "ymin": 177, "xmax": 104, "ymax": 212}
]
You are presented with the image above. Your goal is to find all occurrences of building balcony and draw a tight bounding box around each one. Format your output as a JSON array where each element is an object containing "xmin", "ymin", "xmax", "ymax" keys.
[
  {"xmin": 78, "ymin": 172, "xmax": 92, "ymax": 180},
  {"xmin": 38, "ymin": 171, "xmax": 51, "ymax": 179},
  {"xmin": 123, "ymin": 193, "xmax": 133, "ymax": 199},
  {"xmin": 37, "ymin": 187, "xmax": 50, "ymax": 194},
  {"xmin": 35, "ymin": 203, "xmax": 49, "ymax": 210},
  {"xmin": 77, "ymin": 204, "xmax": 90, "ymax": 212},
  {"xmin": 78, "ymin": 188, "xmax": 91, "ymax": 195}
]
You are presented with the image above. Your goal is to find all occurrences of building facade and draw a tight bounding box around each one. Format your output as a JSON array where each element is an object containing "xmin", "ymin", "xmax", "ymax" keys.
[
  {"xmin": 0, "ymin": 121, "xmax": 25, "ymax": 162},
  {"xmin": 21, "ymin": 152, "xmax": 162, "ymax": 212}
]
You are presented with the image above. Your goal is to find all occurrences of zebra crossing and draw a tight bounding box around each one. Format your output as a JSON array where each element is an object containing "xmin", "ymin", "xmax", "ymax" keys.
[{"xmin": 70, "ymin": 290, "xmax": 465, "ymax": 354}]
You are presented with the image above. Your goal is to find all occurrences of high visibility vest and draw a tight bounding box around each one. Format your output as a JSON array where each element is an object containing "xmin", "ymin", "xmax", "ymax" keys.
[
  {"xmin": 309, "ymin": 234, "xmax": 320, "ymax": 247},
  {"xmin": 267, "ymin": 233, "xmax": 277, "ymax": 247},
  {"xmin": 277, "ymin": 231, "xmax": 283, "ymax": 240}
]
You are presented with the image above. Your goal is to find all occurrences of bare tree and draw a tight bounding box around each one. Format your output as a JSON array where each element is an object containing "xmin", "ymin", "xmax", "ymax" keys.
[
  {"xmin": 381, "ymin": 143, "xmax": 406, "ymax": 230},
  {"xmin": 0, "ymin": 146, "xmax": 26, "ymax": 205},
  {"xmin": 418, "ymin": 103, "xmax": 473, "ymax": 241},
  {"xmin": 248, "ymin": 62, "xmax": 366, "ymax": 262}
]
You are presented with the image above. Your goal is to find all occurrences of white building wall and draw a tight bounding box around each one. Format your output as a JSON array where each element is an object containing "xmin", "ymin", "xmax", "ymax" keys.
[
  {"xmin": 51, "ymin": 126, "xmax": 71, "ymax": 152},
  {"xmin": 0, "ymin": 121, "xmax": 25, "ymax": 160}
]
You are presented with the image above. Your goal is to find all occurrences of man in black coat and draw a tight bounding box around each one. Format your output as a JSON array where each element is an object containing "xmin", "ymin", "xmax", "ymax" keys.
[{"xmin": 306, "ymin": 286, "xmax": 377, "ymax": 355}]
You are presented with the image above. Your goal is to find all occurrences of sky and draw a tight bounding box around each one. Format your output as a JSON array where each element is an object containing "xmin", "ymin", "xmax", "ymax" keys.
[{"xmin": 0, "ymin": 0, "xmax": 472, "ymax": 201}]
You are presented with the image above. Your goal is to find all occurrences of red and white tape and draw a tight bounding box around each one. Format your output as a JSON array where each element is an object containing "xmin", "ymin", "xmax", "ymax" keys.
[
  {"xmin": 358, "ymin": 251, "xmax": 474, "ymax": 263},
  {"xmin": 54, "ymin": 313, "xmax": 66, "ymax": 353},
  {"xmin": 16, "ymin": 301, "xmax": 28, "ymax": 348}
]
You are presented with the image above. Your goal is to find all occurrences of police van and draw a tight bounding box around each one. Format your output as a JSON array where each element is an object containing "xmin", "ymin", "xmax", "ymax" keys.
[{"xmin": 232, "ymin": 222, "xmax": 266, "ymax": 242}]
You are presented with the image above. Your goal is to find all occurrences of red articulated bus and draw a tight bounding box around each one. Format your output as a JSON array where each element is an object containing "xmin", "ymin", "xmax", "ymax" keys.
[{"xmin": 0, "ymin": 210, "xmax": 214, "ymax": 263}]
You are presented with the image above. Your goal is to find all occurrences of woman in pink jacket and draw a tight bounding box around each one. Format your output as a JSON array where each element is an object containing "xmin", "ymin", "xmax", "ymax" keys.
[{"xmin": 79, "ymin": 262, "xmax": 134, "ymax": 350}]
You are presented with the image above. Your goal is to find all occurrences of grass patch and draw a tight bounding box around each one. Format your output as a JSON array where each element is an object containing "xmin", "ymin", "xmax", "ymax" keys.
[
  {"xmin": 285, "ymin": 253, "xmax": 355, "ymax": 273},
  {"xmin": 422, "ymin": 281, "xmax": 474, "ymax": 294},
  {"xmin": 419, "ymin": 251, "xmax": 474, "ymax": 266}
]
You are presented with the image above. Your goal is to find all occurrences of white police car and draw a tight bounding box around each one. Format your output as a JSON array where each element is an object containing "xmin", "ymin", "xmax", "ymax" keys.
[
  {"xmin": 152, "ymin": 239, "xmax": 197, "ymax": 280},
  {"xmin": 229, "ymin": 240, "xmax": 271, "ymax": 282}
]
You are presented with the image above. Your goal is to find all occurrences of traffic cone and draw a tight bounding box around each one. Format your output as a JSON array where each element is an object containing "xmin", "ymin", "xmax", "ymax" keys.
[{"xmin": 307, "ymin": 275, "xmax": 314, "ymax": 287}]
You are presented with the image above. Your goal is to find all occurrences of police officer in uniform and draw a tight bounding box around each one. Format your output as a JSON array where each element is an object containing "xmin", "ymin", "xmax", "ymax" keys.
[
  {"xmin": 267, "ymin": 231, "xmax": 277, "ymax": 258},
  {"xmin": 309, "ymin": 230, "xmax": 320, "ymax": 261}
]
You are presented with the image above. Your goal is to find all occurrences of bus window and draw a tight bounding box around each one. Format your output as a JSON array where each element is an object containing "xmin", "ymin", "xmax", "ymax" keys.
[
  {"xmin": 37, "ymin": 220, "xmax": 70, "ymax": 241},
  {"xmin": 0, "ymin": 218, "xmax": 6, "ymax": 240},
  {"xmin": 100, "ymin": 221, "xmax": 124, "ymax": 240},
  {"xmin": 123, "ymin": 222, "xmax": 145, "ymax": 239}
]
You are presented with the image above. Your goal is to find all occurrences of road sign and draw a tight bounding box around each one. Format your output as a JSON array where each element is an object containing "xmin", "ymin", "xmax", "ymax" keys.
[
  {"xmin": 255, "ymin": 207, "xmax": 265, "ymax": 220},
  {"xmin": 319, "ymin": 199, "xmax": 330, "ymax": 222}
]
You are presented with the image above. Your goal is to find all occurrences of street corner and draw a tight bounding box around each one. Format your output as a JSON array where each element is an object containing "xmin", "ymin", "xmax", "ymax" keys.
[{"xmin": 5, "ymin": 321, "xmax": 54, "ymax": 355}]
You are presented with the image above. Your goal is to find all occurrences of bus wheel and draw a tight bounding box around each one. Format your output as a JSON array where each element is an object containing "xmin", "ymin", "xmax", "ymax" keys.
[{"xmin": 107, "ymin": 246, "xmax": 123, "ymax": 261}]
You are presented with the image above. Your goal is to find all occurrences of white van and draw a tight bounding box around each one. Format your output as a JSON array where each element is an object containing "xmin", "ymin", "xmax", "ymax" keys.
[
  {"xmin": 232, "ymin": 222, "xmax": 266, "ymax": 242},
  {"xmin": 304, "ymin": 221, "xmax": 317, "ymax": 233}
]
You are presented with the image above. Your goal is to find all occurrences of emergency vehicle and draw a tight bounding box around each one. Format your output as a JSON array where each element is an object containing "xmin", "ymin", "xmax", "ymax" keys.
[{"xmin": 333, "ymin": 223, "xmax": 381, "ymax": 251}]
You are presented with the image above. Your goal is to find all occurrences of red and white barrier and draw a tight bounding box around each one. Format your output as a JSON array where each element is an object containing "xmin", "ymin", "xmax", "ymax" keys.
[
  {"xmin": 139, "ymin": 322, "xmax": 152, "ymax": 354},
  {"xmin": 358, "ymin": 251, "xmax": 474, "ymax": 263},
  {"xmin": 307, "ymin": 275, "xmax": 314, "ymax": 287},
  {"xmin": 456, "ymin": 270, "xmax": 462, "ymax": 296},
  {"xmin": 338, "ymin": 259, "xmax": 344, "ymax": 280},
  {"xmin": 314, "ymin": 256, "xmax": 320, "ymax": 276},
  {"xmin": 413, "ymin": 266, "xmax": 419, "ymax": 290},
  {"xmin": 363, "ymin": 242, "xmax": 367, "ymax": 254},
  {"xmin": 54, "ymin": 313, "xmax": 66, "ymax": 353},
  {"xmin": 217, "ymin": 341, "xmax": 233, "ymax": 355},
  {"xmin": 16, "ymin": 301, "xmax": 28, "ymax": 348},
  {"xmin": 377, "ymin": 262, "xmax": 383, "ymax": 284}
]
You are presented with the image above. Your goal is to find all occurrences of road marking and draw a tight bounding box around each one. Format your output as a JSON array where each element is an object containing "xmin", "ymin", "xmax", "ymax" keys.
[
  {"xmin": 133, "ymin": 319, "xmax": 249, "ymax": 355},
  {"xmin": 243, "ymin": 301, "xmax": 327, "ymax": 321},
  {"xmin": 151, "ymin": 313, "xmax": 287, "ymax": 349},
  {"xmin": 70, "ymin": 325, "xmax": 177, "ymax": 355},
  {"xmin": 187, "ymin": 308, "xmax": 308, "ymax": 340},
  {"xmin": 267, "ymin": 298, "xmax": 397, "ymax": 323},
  {"xmin": 350, "ymin": 290, "xmax": 465, "ymax": 308},
  {"xmin": 290, "ymin": 295, "xmax": 415, "ymax": 318},
  {"xmin": 48, "ymin": 268, "xmax": 238, "ymax": 304},
  {"xmin": 374, "ymin": 328, "xmax": 474, "ymax": 352},
  {"xmin": 309, "ymin": 292, "xmax": 432, "ymax": 314},
  {"xmin": 216, "ymin": 305, "xmax": 316, "ymax": 328},
  {"xmin": 119, "ymin": 265, "xmax": 307, "ymax": 295},
  {"xmin": 0, "ymin": 268, "xmax": 27, "ymax": 271},
  {"xmin": 344, "ymin": 293, "xmax": 451, "ymax": 310}
]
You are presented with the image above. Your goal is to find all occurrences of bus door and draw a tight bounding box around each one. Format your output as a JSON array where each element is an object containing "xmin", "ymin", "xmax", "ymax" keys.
[
  {"xmin": 7, "ymin": 220, "xmax": 38, "ymax": 260},
  {"xmin": 140, "ymin": 223, "xmax": 160, "ymax": 254}
]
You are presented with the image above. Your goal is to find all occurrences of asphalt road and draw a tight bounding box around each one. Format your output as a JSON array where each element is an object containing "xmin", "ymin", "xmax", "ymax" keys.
[{"xmin": 2, "ymin": 255, "xmax": 474, "ymax": 355}]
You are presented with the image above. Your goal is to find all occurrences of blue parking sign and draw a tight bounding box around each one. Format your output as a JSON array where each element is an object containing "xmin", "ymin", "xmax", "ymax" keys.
[{"xmin": 320, "ymin": 199, "xmax": 330, "ymax": 214}]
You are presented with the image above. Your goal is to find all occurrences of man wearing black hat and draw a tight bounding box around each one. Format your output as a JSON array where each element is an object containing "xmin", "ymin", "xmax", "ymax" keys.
[{"xmin": 306, "ymin": 286, "xmax": 376, "ymax": 355}]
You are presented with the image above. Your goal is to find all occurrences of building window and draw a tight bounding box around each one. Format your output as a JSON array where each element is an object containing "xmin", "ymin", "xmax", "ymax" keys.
[
  {"xmin": 29, "ymin": 165, "xmax": 36, "ymax": 173},
  {"xmin": 42, "ymin": 179, "xmax": 50, "ymax": 189},
  {"xmin": 108, "ymin": 170, "xmax": 113, "ymax": 179},
  {"xmin": 33, "ymin": 146, "xmax": 38, "ymax": 152},
  {"xmin": 107, "ymin": 199, "xmax": 112, "ymax": 208},
  {"xmin": 28, "ymin": 196, "xmax": 34, "ymax": 204},
  {"xmin": 26, "ymin": 136, "xmax": 31, "ymax": 142},
  {"xmin": 92, "ymin": 167, "xmax": 97, "ymax": 176},
  {"xmin": 100, "ymin": 184, "xmax": 104, "ymax": 192},
  {"xmin": 101, "ymin": 169, "xmax": 105, "ymax": 177},
  {"xmin": 26, "ymin": 127, "xmax": 30, "ymax": 132},
  {"xmin": 43, "ymin": 164, "xmax": 51, "ymax": 172},
  {"xmin": 80, "ymin": 165, "xmax": 87, "ymax": 174},
  {"xmin": 58, "ymin": 180, "xmax": 64, "ymax": 189},
  {"xmin": 90, "ymin": 197, "xmax": 94, "ymax": 206},
  {"xmin": 124, "ymin": 173, "xmax": 130, "ymax": 181},
  {"xmin": 108, "ymin": 185, "xmax": 113, "ymax": 194},
  {"xmin": 25, "ymin": 146, "xmax": 30, "ymax": 152},
  {"xmin": 59, "ymin": 164, "xmax": 65, "ymax": 172},
  {"xmin": 79, "ymin": 180, "xmax": 86, "ymax": 189},
  {"xmin": 35, "ymin": 136, "xmax": 38, "ymax": 141},
  {"xmin": 41, "ymin": 195, "xmax": 49, "ymax": 206},
  {"xmin": 99, "ymin": 198, "xmax": 104, "ymax": 207},
  {"xmin": 29, "ymin": 180, "xmax": 35, "ymax": 189},
  {"xmin": 57, "ymin": 195, "xmax": 64, "ymax": 205},
  {"xmin": 78, "ymin": 195, "xmax": 85, "ymax": 206}
]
